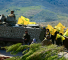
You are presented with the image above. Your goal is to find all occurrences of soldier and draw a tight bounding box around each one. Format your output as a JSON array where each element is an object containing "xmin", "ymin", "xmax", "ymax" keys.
[
  {"xmin": 23, "ymin": 30, "xmax": 30, "ymax": 45},
  {"xmin": 45, "ymin": 29, "xmax": 51, "ymax": 38},
  {"xmin": 56, "ymin": 32, "xmax": 63, "ymax": 46},
  {"xmin": 8, "ymin": 10, "xmax": 16, "ymax": 19},
  {"xmin": 7, "ymin": 10, "xmax": 16, "ymax": 26}
]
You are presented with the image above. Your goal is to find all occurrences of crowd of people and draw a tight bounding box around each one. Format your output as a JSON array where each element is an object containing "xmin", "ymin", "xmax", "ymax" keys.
[
  {"xmin": 41, "ymin": 27, "xmax": 66, "ymax": 46},
  {"xmin": 23, "ymin": 27, "xmax": 66, "ymax": 47}
]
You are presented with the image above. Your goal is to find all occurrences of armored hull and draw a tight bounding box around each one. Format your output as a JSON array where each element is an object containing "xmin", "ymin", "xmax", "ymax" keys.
[{"xmin": 0, "ymin": 25, "xmax": 41, "ymax": 46}]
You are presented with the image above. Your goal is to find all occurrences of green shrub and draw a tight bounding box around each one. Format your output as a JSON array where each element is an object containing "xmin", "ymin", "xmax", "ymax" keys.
[{"xmin": 4, "ymin": 43, "xmax": 67, "ymax": 60}]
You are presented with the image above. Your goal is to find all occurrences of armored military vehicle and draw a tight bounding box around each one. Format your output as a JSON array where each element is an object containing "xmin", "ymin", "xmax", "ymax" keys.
[{"xmin": 0, "ymin": 14, "xmax": 41, "ymax": 47}]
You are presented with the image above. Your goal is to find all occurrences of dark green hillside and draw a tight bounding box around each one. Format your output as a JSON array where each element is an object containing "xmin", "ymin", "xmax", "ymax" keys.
[
  {"xmin": 31, "ymin": 10, "xmax": 58, "ymax": 22},
  {"xmin": 0, "ymin": 0, "xmax": 68, "ymax": 22}
]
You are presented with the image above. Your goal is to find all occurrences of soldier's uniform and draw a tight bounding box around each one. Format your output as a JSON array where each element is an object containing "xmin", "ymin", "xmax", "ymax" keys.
[
  {"xmin": 23, "ymin": 33, "xmax": 30, "ymax": 44},
  {"xmin": 8, "ymin": 14, "xmax": 16, "ymax": 19},
  {"xmin": 8, "ymin": 10, "xmax": 16, "ymax": 19},
  {"xmin": 6, "ymin": 11, "xmax": 16, "ymax": 25}
]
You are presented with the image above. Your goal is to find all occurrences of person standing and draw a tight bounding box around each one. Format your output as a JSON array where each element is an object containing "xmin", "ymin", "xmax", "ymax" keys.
[
  {"xmin": 23, "ymin": 30, "xmax": 30, "ymax": 45},
  {"xmin": 45, "ymin": 29, "xmax": 50, "ymax": 38},
  {"xmin": 51, "ymin": 31, "xmax": 59, "ymax": 44}
]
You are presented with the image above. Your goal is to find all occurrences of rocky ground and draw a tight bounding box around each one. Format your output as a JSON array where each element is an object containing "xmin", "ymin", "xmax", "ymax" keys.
[
  {"xmin": 58, "ymin": 47, "xmax": 68, "ymax": 59},
  {"xmin": 58, "ymin": 51, "xmax": 68, "ymax": 59}
]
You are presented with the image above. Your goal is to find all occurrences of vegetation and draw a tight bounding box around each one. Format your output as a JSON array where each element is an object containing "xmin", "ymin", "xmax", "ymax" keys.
[
  {"xmin": 3, "ymin": 43, "xmax": 67, "ymax": 60},
  {"xmin": 1, "ymin": 0, "xmax": 68, "ymax": 22}
]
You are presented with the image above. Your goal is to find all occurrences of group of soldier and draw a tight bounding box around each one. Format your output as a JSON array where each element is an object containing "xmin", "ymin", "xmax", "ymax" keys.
[
  {"xmin": 40, "ymin": 27, "xmax": 66, "ymax": 46},
  {"xmin": 23, "ymin": 27, "xmax": 65, "ymax": 46},
  {"xmin": 23, "ymin": 26, "xmax": 66, "ymax": 46}
]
